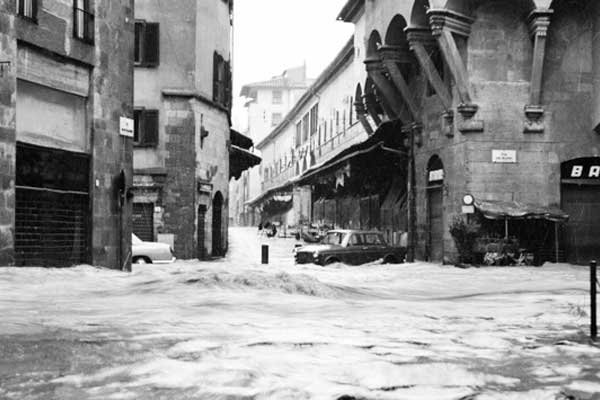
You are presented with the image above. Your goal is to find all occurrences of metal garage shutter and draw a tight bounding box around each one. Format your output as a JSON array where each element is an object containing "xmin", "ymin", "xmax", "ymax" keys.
[
  {"xmin": 428, "ymin": 187, "xmax": 444, "ymax": 262},
  {"xmin": 562, "ymin": 185, "xmax": 600, "ymax": 264},
  {"xmin": 15, "ymin": 143, "xmax": 90, "ymax": 267},
  {"xmin": 132, "ymin": 203, "xmax": 154, "ymax": 242},
  {"xmin": 15, "ymin": 189, "xmax": 88, "ymax": 267}
]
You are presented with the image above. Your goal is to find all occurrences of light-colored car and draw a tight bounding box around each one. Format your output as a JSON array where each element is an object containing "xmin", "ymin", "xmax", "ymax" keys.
[{"xmin": 131, "ymin": 234, "xmax": 176, "ymax": 264}]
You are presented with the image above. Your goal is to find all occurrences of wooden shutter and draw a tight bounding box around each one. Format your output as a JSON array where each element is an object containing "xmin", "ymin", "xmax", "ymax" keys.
[
  {"xmin": 133, "ymin": 109, "xmax": 142, "ymax": 143},
  {"xmin": 213, "ymin": 52, "xmax": 220, "ymax": 102},
  {"xmin": 225, "ymin": 60, "xmax": 232, "ymax": 108},
  {"xmin": 144, "ymin": 23, "xmax": 160, "ymax": 66},
  {"xmin": 143, "ymin": 110, "xmax": 159, "ymax": 146},
  {"xmin": 134, "ymin": 22, "xmax": 143, "ymax": 64}
]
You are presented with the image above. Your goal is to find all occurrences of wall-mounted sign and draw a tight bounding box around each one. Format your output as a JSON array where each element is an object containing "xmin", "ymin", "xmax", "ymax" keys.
[
  {"xmin": 492, "ymin": 149, "xmax": 517, "ymax": 163},
  {"xmin": 561, "ymin": 157, "xmax": 600, "ymax": 180},
  {"xmin": 119, "ymin": 117, "xmax": 134, "ymax": 137},
  {"xmin": 428, "ymin": 169, "xmax": 444, "ymax": 183},
  {"xmin": 462, "ymin": 205, "xmax": 475, "ymax": 214}
]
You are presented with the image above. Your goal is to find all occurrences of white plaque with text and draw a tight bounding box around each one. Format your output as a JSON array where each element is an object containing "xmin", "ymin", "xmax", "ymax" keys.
[{"xmin": 492, "ymin": 149, "xmax": 517, "ymax": 163}]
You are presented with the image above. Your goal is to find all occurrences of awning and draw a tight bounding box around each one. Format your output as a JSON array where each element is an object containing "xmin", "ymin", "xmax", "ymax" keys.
[
  {"xmin": 296, "ymin": 119, "xmax": 407, "ymax": 185},
  {"xmin": 230, "ymin": 129, "xmax": 254, "ymax": 150},
  {"xmin": 229, "ymin": 145, "xmax": 261, "ymax": 180},
  {"xmin": 245, "ymin": 179, "xmax": 296, "ymax": 207},
  {"xmin": 474, "ymin": 199, "xmax": 569, "ymax": 222}
]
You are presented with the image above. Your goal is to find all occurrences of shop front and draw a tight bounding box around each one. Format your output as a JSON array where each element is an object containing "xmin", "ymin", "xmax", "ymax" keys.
[{"xmin": 561, "ymin": 157, "xmax": 600, "ymax": 264}]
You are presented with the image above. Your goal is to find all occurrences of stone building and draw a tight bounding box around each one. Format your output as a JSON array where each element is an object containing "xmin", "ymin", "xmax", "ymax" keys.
[
  {"xmin": 230, "ymin": 65, "xmax": 311, "ymax": 227},
  {"xmin": 132, "ymin": 0, "xmax": 240, "ymax": 260},
  {"xmin": 336, "ymin": 0, "xmax": 600, "ymax": 264},
  {"xmin": 0, "ymin": 0, "xmax": 134, "ymax": 268},
  {"xmin": 251, "ymin": 37, "xmax": 408, "ymax": 245}
]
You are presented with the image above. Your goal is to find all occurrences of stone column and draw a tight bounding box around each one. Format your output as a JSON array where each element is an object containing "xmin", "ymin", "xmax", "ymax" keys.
[
  {"xmin": 428, "ymin": 8, "xmax": 483, "ymax": 133},
  {"xmin": 379, "ymin": 45, "xmax": 419, "ymax": 122},
  {"xmin": 364, "ymin": 56, "xmax": 404, "ymax": 120},
  {"xmin": 353, "ymin": 93, "xmax": 374, "ymax": 135},
  {"xmin": 524, "ymin": 9, "xmax": 553, "ymax": 133},
  {"xmin": 406, "ymin": 26, "xmax": 455, "ymax": 136},
  {"xmin": 0, "ymin": 10, "xmax": 16, "ymax": 265}
]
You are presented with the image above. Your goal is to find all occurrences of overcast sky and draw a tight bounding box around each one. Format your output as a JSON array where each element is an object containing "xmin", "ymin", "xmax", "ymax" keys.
[{"xmin": 232, "ymin": 0, "xmax": 354, "ymax": 130}]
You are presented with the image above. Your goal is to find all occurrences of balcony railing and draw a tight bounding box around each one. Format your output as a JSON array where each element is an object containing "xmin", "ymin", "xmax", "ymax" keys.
[{"xmin": 73, "ymin": 6, "xmax": 94, "ymax": 44}]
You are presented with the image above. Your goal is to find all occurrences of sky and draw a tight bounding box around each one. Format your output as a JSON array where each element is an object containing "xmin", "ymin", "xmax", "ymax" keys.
[{"xmin": 231, "ymin": 0, "xmax": 355, "ymax": 131}]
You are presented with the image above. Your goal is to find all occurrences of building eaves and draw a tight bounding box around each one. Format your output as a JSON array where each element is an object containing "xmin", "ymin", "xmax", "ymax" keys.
[
  {"xmin": 337, "ymin": 0, "xmax": 364, "ymax": 23},
  {"xmin": 256, "ymin": 36, "xmax": 355, "ymax": 150}
]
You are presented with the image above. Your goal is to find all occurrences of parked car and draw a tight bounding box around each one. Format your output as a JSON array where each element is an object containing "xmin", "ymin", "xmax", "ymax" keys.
[
  {"xmin": 294, "ymin": 229, "xmax": 406, "ymax": 266},
  {"xmin": 131, "ymin": 234, "xmax": 176, "ymax": 264}
]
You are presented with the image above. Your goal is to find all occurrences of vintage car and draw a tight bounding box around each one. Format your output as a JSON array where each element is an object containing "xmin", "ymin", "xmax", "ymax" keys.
[
  {"xmin": 131, "ymin": 234, "xmax": 176, "ymax": 264},
  {"xmin": 294, "ymin": 230, "xmax": 406, "ymax": 266}
]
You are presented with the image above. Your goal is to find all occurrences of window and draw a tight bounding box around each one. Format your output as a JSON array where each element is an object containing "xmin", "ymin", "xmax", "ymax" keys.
[
  {"xmin": 73, "ymin": 0, "xmax": 94, "ymax": 44},
  {"xmin": 17, "ymin": 0, "xmax": 37, "ymax": 21},
  {"xmin": 309, "ymin": 104, "xmax": 318, "ymax": 137},
  {"xmin": 272, "ymin": 112, "xmax": 282, "ymax": 126},
  {"xmin": 295, "ymin": 121, "xmax": 302, "ymax": 148},
  {"xmin": 135, "ymin": 21, "xmax": 160, "ymax": 67},
  {"xmin": 272, "ymin": 90, "xmax": 282, "ymax": 104},
  {"xmin": 213, "ymin": 52, "xmax": 232, "ymax": 108},
  {"xmin": 335, "ymin": 111, "xmax": 340, "ymax": 134},
  {"xmin": 302, "ymin": 113, "xmax": 309, "ymax": 142},
  {"xmin": 133, "ymin": 108, "xmax": 159, "ymax": 147}
]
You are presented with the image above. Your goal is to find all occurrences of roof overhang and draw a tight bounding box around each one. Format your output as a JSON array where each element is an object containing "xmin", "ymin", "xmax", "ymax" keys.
[
  {"xmin": 337, "ymin": 0, "xmax": 364, "ymax": 22},
  {"xmin": 229, "ymin": 145, "xmax": 261, "ymax": 180},
  {"xmin": 296, "ymin": 119, "xmax": 407, "ymax": 186}
]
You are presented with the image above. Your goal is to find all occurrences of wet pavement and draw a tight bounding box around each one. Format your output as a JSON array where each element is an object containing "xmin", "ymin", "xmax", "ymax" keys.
[{"xmin": 0, "ymin": 227, "xmax": 599, "ymax": 400}]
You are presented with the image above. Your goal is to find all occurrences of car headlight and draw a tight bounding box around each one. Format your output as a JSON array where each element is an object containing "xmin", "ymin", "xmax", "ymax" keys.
[{"xmin": 313, "ymin": 251, "xmax": 319, "ymax": 258}]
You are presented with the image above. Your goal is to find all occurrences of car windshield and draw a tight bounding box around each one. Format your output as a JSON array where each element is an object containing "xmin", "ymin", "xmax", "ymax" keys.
[
  {"xmin": 321, "ymin": 232, "xmax": 345, "ymax": 245},
  {"xmin": 131, "ymin": 234, "xmax": 143, "ymax": 245}
]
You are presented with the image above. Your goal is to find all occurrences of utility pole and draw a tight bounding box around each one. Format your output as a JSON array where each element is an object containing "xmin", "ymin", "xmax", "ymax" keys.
[{"xmin": 591, "ymin": 260, "xmax": 597, "ymax": 340}]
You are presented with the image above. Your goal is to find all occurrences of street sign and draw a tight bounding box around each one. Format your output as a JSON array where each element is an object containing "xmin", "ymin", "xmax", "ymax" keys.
[
  {"xmin": 120, "ymin": 117, "xmax": 134, "ymax": 137},
  {"xmin": 492, "ymin": 149, "xmax": 517, "ymax": 163}
]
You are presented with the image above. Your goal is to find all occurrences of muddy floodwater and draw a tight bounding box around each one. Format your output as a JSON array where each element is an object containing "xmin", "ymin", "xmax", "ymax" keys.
[{"xmin": 0, "ymin": 227, "xmax": 599, "ymax": 400}]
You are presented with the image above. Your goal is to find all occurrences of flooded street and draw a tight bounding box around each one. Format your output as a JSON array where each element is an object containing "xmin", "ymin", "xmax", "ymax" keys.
[{"xmin": 0, "ymin": 227, "xmax": 599, "ymax": 400}]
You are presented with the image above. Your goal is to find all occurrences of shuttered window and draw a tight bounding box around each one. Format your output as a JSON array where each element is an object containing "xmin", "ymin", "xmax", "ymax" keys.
[
  {"xmin": 134, "ymin": 109, "xmax": 159, "ymax": 147},
  {"xmin": 134, "ymin": 21, "xmax": 160, "ymax": 67},
  {"xmin": 17, "ymin": 0, "xmax": 37, "ymax": 21},
  {"xmin": 213, "ymin": 52, "xmax": 232, "ymax": 108}
]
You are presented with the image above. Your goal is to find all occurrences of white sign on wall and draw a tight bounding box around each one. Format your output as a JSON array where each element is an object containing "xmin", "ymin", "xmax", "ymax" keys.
[
  {"xmin": 492, "ymin": 149, "xmax": 517, "ymax": 163},
  {"xmin": 120, "ymin": 117, "xmax": 134, "ymax": 138},
  {"xmin": 428, "ymin": 169, "xmax": 444, "ymax": 182}
]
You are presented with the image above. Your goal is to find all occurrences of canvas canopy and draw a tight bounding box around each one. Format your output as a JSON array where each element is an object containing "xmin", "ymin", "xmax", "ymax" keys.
[{"xmin": 474, "ymin": 199, "xmax": 569, "ymax": 222}]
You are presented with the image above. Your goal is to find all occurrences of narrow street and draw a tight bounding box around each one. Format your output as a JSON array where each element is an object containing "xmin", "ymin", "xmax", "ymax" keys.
[{"xmin": 0, "ymin": 227, "xmax": 598, "ymax": 400}]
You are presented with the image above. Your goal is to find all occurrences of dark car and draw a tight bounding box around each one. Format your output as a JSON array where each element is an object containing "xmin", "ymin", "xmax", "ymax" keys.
[{"xmin": 294, "ymin": 230, "xmax": 406, "ymax": 266}]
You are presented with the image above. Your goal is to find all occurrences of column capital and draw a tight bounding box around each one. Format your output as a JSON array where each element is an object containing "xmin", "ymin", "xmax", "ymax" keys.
[
  {"xmin": 364, "ymin": 56, "xmax": 384, "ymax": 73},
  {"xmin": 427, "ymin": 8, "xmax": 474, "ymax": 37},
  {"xmin": 527, "ymin": 9, "xmax": 553, "ymax": 38},
  {"xmin": 405, "ymin": 26, "xmax": 436, "ymax": 49},
  {"xmin": 378, "ymin": 45, "xmax": 413, "ymax": 64}
]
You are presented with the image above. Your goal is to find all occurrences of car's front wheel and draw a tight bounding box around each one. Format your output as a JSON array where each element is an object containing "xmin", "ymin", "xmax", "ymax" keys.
[
  {"xmin": 324, "ymin": 257, "xmax": 340, "ymax": 266},
  {"xmin": 133, "ymin": 256, "xmax": 151, "ymax": 264}
]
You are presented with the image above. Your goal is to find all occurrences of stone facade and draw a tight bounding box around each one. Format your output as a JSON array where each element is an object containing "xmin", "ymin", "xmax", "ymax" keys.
[
  {"xmin": 340, "ymin": 0, "xmax": 600, "ymax": 263},
  {"xmin": 0, "ymin": 0, "xmax": 134, "ymax": 268},
  {"xmin": 133, "ymin": 0, "xmax": 232, "ymax": 260}
]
